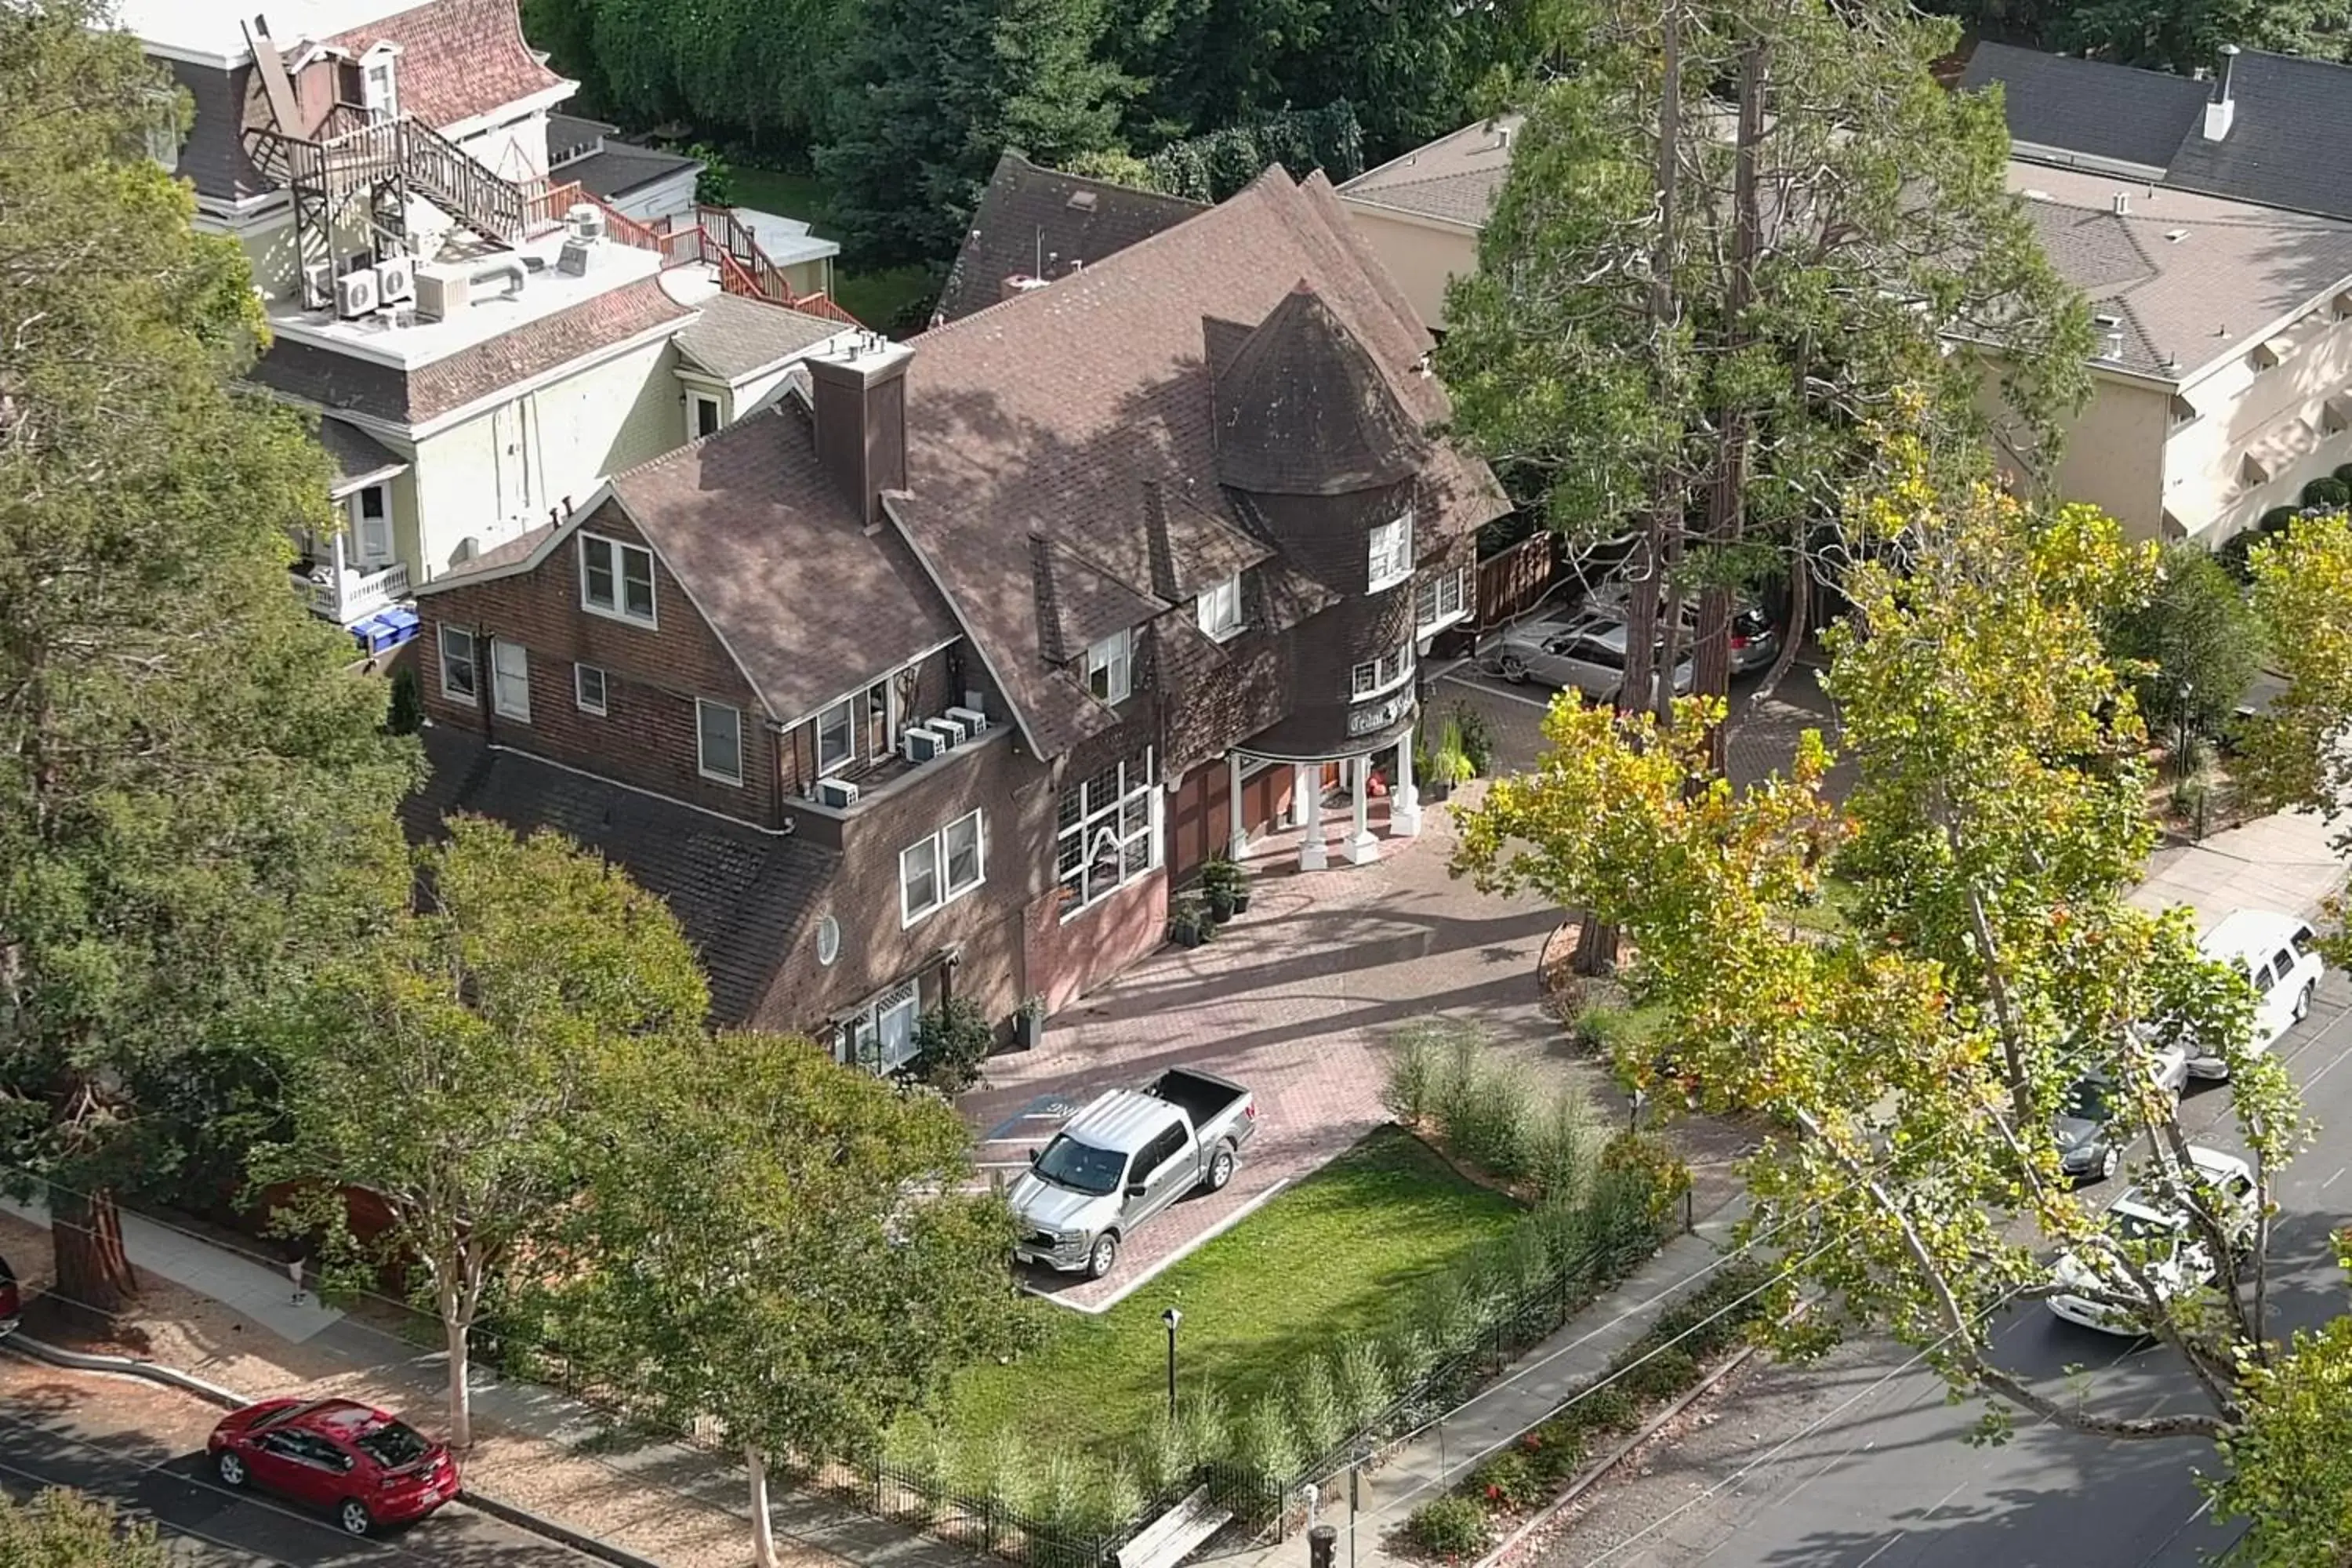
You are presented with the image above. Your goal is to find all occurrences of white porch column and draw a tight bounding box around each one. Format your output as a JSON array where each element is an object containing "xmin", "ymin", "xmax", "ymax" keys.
[
  {"xmin": 1295, "ymin": 763, "xmax": 1328, "ymax": 870},
  {"xmin": 1228, "ymin": 752, "xmax": 1250, "ymax": 859},
  {"xmin": 1345, "ymin": 755, "xmax": 1380, "ymax": 866},
  {"xmin": 1388, "ymin": 726, "xmax": 1421, "ymax": 837}
]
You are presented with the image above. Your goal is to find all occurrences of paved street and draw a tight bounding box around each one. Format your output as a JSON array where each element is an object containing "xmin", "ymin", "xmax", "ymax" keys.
[
  {"xmin": 0, "ymin": 1356, "xmax": 592, "ymax": 1566},
  {"xmin": 1531, "ymin": 975, "xmax": 2352, "ymax": 1568}
]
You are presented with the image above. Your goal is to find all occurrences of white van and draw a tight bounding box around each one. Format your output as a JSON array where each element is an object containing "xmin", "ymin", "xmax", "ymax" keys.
[{"xmin": 2187, "ymin": 909, "xmax": 2324, "ymax": 1079}]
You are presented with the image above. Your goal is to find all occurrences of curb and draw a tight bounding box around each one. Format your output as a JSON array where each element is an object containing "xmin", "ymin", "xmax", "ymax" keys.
[
  {"xmin": 2, "ymin": 1333, "xmax": 660, "ymax": 1568},
  {"xmin": 1470, "ymin": 1344, "xmax": 1759, "ymax": 1568}
]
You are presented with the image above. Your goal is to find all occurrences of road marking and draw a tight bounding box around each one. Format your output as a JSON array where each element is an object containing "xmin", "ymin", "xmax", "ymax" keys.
[
  {"xmin": 1437, "ymin": 673, "xmax": 1555, "ymax": 710},
  {"xmin": 2325, "ymin": 1166, "xmax": 2347, "ymax": 1191}
]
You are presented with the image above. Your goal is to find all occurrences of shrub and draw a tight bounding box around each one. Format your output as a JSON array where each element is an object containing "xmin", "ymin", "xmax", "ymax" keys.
[
  {"xmin": 1617, "ymin": 1345, "xmax": 1700, "ymax": 1403},
  {"xmin": 2262, "ymin": 506, "xmax": 2301, "ymax": 532},
  {"xmin": 385, "ymin": 663, "xmax": 423, "ymax": 735},
  {"xmin": 1523, "ymin": 1089, "xmax": 1596, "ymax": 1204},
  {"xmin": 1599, "ymin": 1131, "xmax": 1692, "ymax": 1230},
  {"xmin": 688, "ymin": 142, "xmax": 735, "ymax": 206},
  {"xmin": 1406, "ymin": 1495, "xmax": 1492, "ymax": 1557},
  {"xmin": 1291, "ymin": 1354, "xmax": 1349, "ymax": 1461},
  {"xmin": 2303, "ymin": 476, "xmax": 2350, "ymax": 510},
  {"xmin": 1385, "ymin": 1324, "xmax": 1440, "ymax": 1392},
  {"xmin": 1175, "ymin": 1385, "xmax": 1230, "ymax": 1479},
  {"xmin": 1518, "ymin": 1422, "xmax": 1588, "ymax": 1486},
  {"xmin": 1471, "ymin": 1448, "xmax": 1546, "ymax": 1511},
  {"xmin": 1229, "ymin": 1393, "xmax": 1305, "ymax": 1521},
  {"xmin": 1134, "ymin": 1414, "xmax": 1192, "ymax": 1499},
  {"xmin": 964, "ymin": 1425, "xmax": 1036, "ymax": 1515},
  {"xmin": 1562, "ymin": 1382, "xmax": 1640, "ymax": 1435},
  {"xmin": 1029, "ymin": 1450, "xmax": 1142, "ymax": 1568},
  {"xmin": 1384, "ymin": 1024, "xmax": 1443, "ymax": 1124},
  {"xmin": 1334, "ymin": 1335, "xmax": 1393, "ymax": 1432},
  {"xmin": 2105, "ymin": 543, "xmax": 2263, "ymax": 746},
  {"xmin": 1452, "ymin": 699, "xmax": 1497, "ymax": 775},
  {"xmin": 903, "ymin": 997, "xmax": 993, "ymax": 1095}
]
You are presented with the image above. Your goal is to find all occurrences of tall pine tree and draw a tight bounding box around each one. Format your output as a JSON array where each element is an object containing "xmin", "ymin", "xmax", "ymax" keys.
[{"xmin": 0, "ymin": 0, "xmax": 416, "ymax": 1319}]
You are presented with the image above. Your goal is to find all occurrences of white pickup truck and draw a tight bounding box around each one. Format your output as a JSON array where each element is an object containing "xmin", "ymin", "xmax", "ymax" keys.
[{"xmin": 1009, "ymin": 1068, "xmax": 1258, "ymax": 1280}]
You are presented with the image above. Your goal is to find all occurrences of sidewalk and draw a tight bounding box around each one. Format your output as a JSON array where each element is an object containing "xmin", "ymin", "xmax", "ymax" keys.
[
  {"xmin": 0, "ymin": 1199, "xmax": 987, "ymax": 1568},
  {"xmin": 1235, "ymin": 1200, "xmax": 1748, "ymax": 1568},
  {"xmin": 2130, "ymin": 806, "xmax": 2346, "ymax": 927}
]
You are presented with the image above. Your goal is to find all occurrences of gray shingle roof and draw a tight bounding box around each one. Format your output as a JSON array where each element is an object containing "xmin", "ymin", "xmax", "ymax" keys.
[
  {"xmin": 1958, "ymin": 42, "xmax": 2209, "ymax": 173},
  {"xmin": 2162, "ymin": 49, "xmax": 2352, "ymax": 218},
  {"xmin": 673, "ymin": 292, "xmax": 843, "ymax": 382},
  {"xmin": 1338, "ymin": 114, "xmax": 1520, "ymax": 227},
  {"xmin": 933, "ymin": 151, "xmax": 1205, "ymax": 325},
  {"xmin": 402, "ymin": 724, "xmax": 833, "ymax": 1026},
  {"xmin": 546, "ymin": 114, "xmax": 703, "ymax": 202},
  {"xmin": 317, "ymin": 417, "xmax": 407, "ymax": 496}
]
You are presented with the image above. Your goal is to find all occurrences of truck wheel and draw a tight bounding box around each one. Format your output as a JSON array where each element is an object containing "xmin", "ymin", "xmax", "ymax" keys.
[
  {"xmin": 1207, "ymin": 1145, "xmax": 1236, "ymax": 1192},
  {"xmin": 2296, "ymin": 981, "xmax": 2316, "ymax": 1022},
  {"xmin": 1087, "ymin": 1233, "xmax": 1119, "ymax": 1280}
]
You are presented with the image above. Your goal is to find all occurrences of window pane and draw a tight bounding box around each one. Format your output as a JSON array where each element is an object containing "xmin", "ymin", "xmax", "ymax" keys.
[
  {"xmin": 945, "ymin": 813, "xmax": 982, "ymax": 892},
  {"xmin": 583, "ymin": 538, "xmax": 614, "ymax": 608},
  {"xmin": 902, "ymin": 840, "xmax": 939, "ymax": 916},
  {"xmin": 622, "ymin": 546, "xmax": 655, "ymax": 619},
  {"xmin": 817, "ymin": 699, "xmax": 855, "ymax": 771},
  {"xmin": 492, "ymin": 641, "xmax": 529, "ymax": 720},
  {"xmin": 441, "ymin": 628, "xmax": 475, "ymax": 697},
  {"xmin": 699, "ymin": 702, "xmax": 742, "ymax": 781},
  {"xmin": 576, "ymin": 664, "xmax": 604, "ymax": 711}
]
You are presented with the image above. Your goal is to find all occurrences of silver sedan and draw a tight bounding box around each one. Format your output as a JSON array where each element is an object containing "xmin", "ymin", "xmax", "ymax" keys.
[{"xmin": 1486, "ymin": 614, "xmax": 1697, "ymax": 703}]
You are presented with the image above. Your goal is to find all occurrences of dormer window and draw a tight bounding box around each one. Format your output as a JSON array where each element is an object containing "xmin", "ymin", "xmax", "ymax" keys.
[
  {"xmin": 1368, "ymin": 510, "xmax": 1414, "ymax": 593},
  {"xmin": 360, "ymin": 45, "xmax": 400, "ymax": 122},
  {"xmin": 1195, "ymin": 573, "xmax": 1244, "ymax": 641},
  {"xmin": 2250, "ymin": 340, "xmax": 2285, "ymax": 376},
  {"xmin": 1085, "ymin": 628, "xmax": 1134, "ymax": 705}
]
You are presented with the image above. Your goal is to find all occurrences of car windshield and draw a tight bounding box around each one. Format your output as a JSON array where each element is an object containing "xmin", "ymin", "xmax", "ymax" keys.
[
  {"xmin": 355, "ymin": 1420, "xmax": 431, "ymax": 1470},
  {"xmin": 1032, "ymin": 1135, "xmax": 1125, "ymax": 1196},
  {"xmin": 2108, "ymin": 1210, "xmax": 2175, "ymax": 1247},
  {"xmin": 2061, "ymin": 1079, "xmax": 2113, "ymax": 1122}
]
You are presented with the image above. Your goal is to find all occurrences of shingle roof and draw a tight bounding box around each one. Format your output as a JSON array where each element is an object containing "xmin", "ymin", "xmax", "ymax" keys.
[
  {"xmin": 402, "ymin": 725, "xmax": 833, "ymax": 1025},
  {"xmin": 546, "ymin": 114, "xmax": 702, "ymax": 202},
  {"xmin": 2162, "ymin": 50, "xmax": 2352, "ymax": 218},
  {"xmin": 2013, "ymin": 162, "xmax": 2352, "ymax": 379},
  {"xmin": 1958, "ymin": 42, "xmax": 2209, "ymax": 172},
  {"xmin": 170, "ymin": 60, "xmax": 270, "ymax": 205},
  {"xmin": 329, "ymin": 0, "xmax": 569, "ymax": 131},
  {"xmin": 1214, "ymin": 281, "xmax": 1429, "ymax": 495},
  {"xmin": 250, "ymin": 276, "xmax": 693, "ymax": 426},
  {"xmin": 933, "ymin": 151, "xmax": 1206, "ymax": 324},
  {"xmin": 607, "ymin": 401, "xmax": 965, "ymax": 722},
  {"xmin": 1338, "ymin": 115, "xmax": 1520, "ymax": 227},
  {"xmin": 895, "ymin": 165, "xmax": 1509, "ymax": 757},
  {"xmin": 673, "ymin": 293, "xmax": 844, "ymax": 383},
  {"xmin": 317, "ymin": 416, "xmax": 407, "ymax": 495}
]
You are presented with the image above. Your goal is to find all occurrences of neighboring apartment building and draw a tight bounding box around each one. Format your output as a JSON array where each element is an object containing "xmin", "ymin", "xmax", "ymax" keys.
[
  {"xmin": 120, "ymin": 0, "xmax": 858, "ymax": 632},
  {"xmin": 544, "ymin": 114, "xmax": 701, "ymax": 228},
  {"xmin": 1334, "ymin": 116, "xmax": 1518, "ymax": 331},
  {"xmin": 402, "ymin": 165, "xmax": 1506, "ymax": 1069}
]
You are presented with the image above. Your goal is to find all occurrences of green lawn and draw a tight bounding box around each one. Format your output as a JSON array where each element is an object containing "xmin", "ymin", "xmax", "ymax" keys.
[
  {"xmin": 728, "ymin": 163, "xmax": 938, "ymax": 330},
  {"xmin": 935, "ymin": 1127, "xmax": 1523, "ymax": 1455}
]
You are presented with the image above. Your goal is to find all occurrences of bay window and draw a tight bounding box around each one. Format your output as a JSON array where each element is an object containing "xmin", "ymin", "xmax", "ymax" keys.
[{"xmin": 1055, "ymin": 747, "xmax": 1160, "ymax": 916}]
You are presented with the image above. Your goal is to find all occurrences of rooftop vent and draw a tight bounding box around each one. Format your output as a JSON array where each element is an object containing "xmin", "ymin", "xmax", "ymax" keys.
[
  {"xmin": 2093, "ymin": 312, "xmax": 2122, "ymax": 328},
  {"xmin": 2205, "ymin": 43, "xmax": 2241, "ymax": 141},
  {"xmin": 1000, "ymin": 274, "xmax": 1051, "ymax": 302},
  {"xmin": 1066, "ymin": 190, "xmax": 1098, "ymax": 212},
  {"xmin": 2112, "ymin": 192, "xmax": 2132, "ymax": 215},
  {"xmin": 2165, "ymin": 228, "xmax": 2189, "ymax": 242},
  {"xmin": 1494, "ymin": 124, "xmax": 1513, "ymax": 150},
  {"xmin": 2023, "ymin": 188, "xmax": 2053, "ymax": 201}
]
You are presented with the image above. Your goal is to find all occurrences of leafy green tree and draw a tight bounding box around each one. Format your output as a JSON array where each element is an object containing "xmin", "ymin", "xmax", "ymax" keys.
[
  {"xmin": 2047, "ymin": 0, "xmax": 2352, "ymax": 75},
  {"xmin": 526, "ymin": 0, "xmax": 863, "ymax": 148},
  {"xmin": 0, "ymin": 1488, "xmax": 168, "ymax": 1568},
  {"xmin": 2104, "ymin": 542, "xmax": 2265, "ymax": 754},
  {"xmin": 2210, "ymin": 1301, "xmax": 2352, "ymax": 1564},
  {"xmin": 254, "ymin": 818, "xmax": 710, "ymax": 1447},
  {"xmin": 2240, "ymin": 516, "xmax": 2352, "ymax": 880},
  {"xmin": 1453, "ymin": 437, "xmax": 2296, "ymax": 1446},
  {"xmin": 818, "ymin": 0, "xmax": 1133, "ymax": 266},
  {"xmin": 541, "ymin": 1029, "xmax": 1027, "ymax": 1568},
  {"xmin": 1439, "ymin": 0, "xmax": 2090, "ymax": 748},
  {"xmin": 0, "ymin": 0, "xmax": 416, "ymax": 1321}
]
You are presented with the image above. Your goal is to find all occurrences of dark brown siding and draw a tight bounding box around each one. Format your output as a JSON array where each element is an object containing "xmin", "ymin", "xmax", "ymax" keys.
[{"xmin": 416, "ymin": 506, "xmax": 779, "ymax": 825}]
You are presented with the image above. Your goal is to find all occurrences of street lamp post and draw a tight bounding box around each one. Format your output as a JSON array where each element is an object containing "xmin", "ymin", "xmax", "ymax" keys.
[{"xmin": 1161, "ymin": 1308, "xmax": 1182, "ymax": 1418}]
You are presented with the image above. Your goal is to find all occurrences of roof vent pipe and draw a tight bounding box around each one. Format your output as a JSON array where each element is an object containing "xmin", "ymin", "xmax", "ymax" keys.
[
  {"xmin": 2113, "ymin": 191, "xmax": 2131, "ymax": 215},
  {"xmin": 2205, "ymin": 44, "xmax": 2241, "ymax": 141}
]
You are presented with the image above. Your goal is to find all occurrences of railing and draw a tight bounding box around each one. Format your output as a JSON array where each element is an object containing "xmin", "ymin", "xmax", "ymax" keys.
[
  {"xmin": 306, "ymin": 561, "xmax": 412, "ymax": 624},
  {"xmin": 252, "ymin": 109, "xmax": 528, "ymax": 245}
]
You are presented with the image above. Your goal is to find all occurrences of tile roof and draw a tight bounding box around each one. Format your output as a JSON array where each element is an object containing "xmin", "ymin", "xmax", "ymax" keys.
[
  {"xmin": 317, "ymin": 416, "xmax": 407, "ymax": 495},
  {"xmin": 673, "ymin": 293, "xmax": 844, "ymax": 383},
  {"xmin": 607, "ymin": 401, "xmax": 965, "ymax": 723},
  {"xmin": 1338, "ymin": 114, "xmax": 1520, "ymax": 227},
  {"xmin": 895, "ymin": 165, "xmax": 1509, "ymax": 757},
  {"xmin": 933, "ymin": 151, "xmax": 1206, "ymax": 324},
  {"xmin": 1958, "ymin": 42, "xmax": 2209, "ymax": 172},
  {"xmin": 2012, "ymin": 162, "xmax": 2352, "ymax": 379},
  {"xmin": 329, "ymin": 0, "xmax": 569, "ymax": 131},
  {"xmin": 402, "ymin": 725, "xmax": 833, "ymax": 1025},
  {"xmin": 250, "ymin": 276, "xmax": 694, "ymax": 426}
]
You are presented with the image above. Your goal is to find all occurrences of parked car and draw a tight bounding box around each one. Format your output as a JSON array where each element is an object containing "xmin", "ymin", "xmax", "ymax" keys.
[
  {"xmin": 2183, "ymin": 909, "xmax": 2324, "ymax": 1080},
  {"xmin": 1582, "ymin": 587, "xmax": 1783, "ymax": 676},
  {"xmin": 2053, "ymin": 1040, "xmax": 2190, "ymax": 1183},
  {"xmin": 1009, "ymin": 1068, "xmax": 1258, "ymax": 1280},
  {"xmin": 0, "ymin": 1252, "xmax": 18, "ymax": 1337},
  {"xmin": 209, "ymin": 1397, "xmax": 459, "ymax": 1536},
  {"xmin": 2048, "ymin": 1146, "xmax": 2256, "ymax": 1335},
  {"xmin": 1486, "ymin": 612, "xmax": 1697, "ymax": 702}
]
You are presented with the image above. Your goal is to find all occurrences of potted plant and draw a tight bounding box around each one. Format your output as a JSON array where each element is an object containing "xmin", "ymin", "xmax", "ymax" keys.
[
  {"xmin": 1200, "ymin": 855, "xmax": 1248, "ymax": 921},
  {"xmin": 1013, "ymin": 993, "xmax": 1047, "ymax": 1051},
  {"xmin": 1424, "ymin": 718, "xmax": 1475, "ymax": 802},
  {"xmin": 1168, "ymin": 891, "xmax": 1213, "ymax": 949}
]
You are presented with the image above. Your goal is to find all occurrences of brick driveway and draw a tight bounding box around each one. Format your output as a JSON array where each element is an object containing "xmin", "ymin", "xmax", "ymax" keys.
[{"xmin": 962, "ymin": 793, "xmax": 1563, "ymax": 1311}]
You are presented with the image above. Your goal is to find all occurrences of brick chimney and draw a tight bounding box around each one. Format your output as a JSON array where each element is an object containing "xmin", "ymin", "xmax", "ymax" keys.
[{"xmin": 806, "ymin": 332, "xmax": 913, "ymax": 532}]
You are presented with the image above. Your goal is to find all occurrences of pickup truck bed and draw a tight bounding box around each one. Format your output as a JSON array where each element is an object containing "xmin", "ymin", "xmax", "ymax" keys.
[{"xmin": 1150, "ymin": 1067, "xmax": 1247, "ymax": 1129}]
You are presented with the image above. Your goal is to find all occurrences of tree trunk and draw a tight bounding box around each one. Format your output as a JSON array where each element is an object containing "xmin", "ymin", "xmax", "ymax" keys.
[
  {"xmin": 51, "ymin": 1181, "xmax": 138, "ymax": 1325},
  {"xmin": 747, "ymin": 1443, "xmax": 780, "ymax": 1568},
  {"xmin": 1570, "ymin": 907, "xmax": 1617, "ymax": 978},
  {"xmin": 444, "ymin": 1314, "xmax": 475, "ymax": 1449}
]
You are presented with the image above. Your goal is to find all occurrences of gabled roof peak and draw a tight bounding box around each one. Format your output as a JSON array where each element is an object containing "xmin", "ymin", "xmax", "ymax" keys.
[{"xmin": 1212, "ymin": 281, "xmax": 1428, "ymax": 496}]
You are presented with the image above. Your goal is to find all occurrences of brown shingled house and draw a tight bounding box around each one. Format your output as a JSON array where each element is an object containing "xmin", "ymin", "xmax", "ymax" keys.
[{"xmin": 406, "ymin": 164, "xmax": 1506, "ymax": 1069}]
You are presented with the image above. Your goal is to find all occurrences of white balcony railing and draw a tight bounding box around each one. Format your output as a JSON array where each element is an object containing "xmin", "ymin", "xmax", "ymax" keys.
[{"xmin": 304, "ymin": 560, "xmax": 412, "ymax": 624}]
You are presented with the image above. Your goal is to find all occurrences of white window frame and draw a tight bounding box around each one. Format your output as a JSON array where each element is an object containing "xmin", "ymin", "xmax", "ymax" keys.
[
  {"xmin": 350, "ymin": 483, "xmax": 393, "ymax": 566},
  {"xmin": 579, "ymin": 532, "xmax": 657, "ymax": 627},
  {"xmin": 1413, "ymin": 566, "xmax": 1470, "ymax": 635},
  {"xmin": 1368, "ymin": 509, "xmax": 1415, "ymax": 593},
  {"xmin": 1055, "ymin": 747, "xmax": 1162, "ymax": 920},
  {"xmin": 360, "ymin": 46, "xmax": 400, "ymax": 122},
  {"xmin": 491, "ymin": 639, "xmax": 531, "ymax": 721},
  {"xmin": 1086, "ymin": 628, "xmax": 1134, "ymax": 706},
  {"xmin": 697, "ymin": 698, "xmax": 744, "ymax": 786},
  {"xmin": 900, "ymin": 809, "xmax": 985, "ymax": 927},
  {"xmin": 1195, "ymin": 573, "xmax": 1244, "ymax": 641},
  {"xmin": 815, "ymin": 695, "xmax": 856, "ymax": 776},
  {"xmin": 689, "ymin": 393, "xmax": 723, "ymax": 441},
  {"xmin": 1352, "ymin": 641, "xmax": 1415, "ymax": 700},
  {"xmin": 844, "ymin": 981, "xmax": 921, "ymax": 1075},
  {"xmin": 575, "ymin": 662, "xmax": 608, "ymax": 715},
  {"xmin": 438, "ymin": 624, "xmax": 477, "ymax": 704}
]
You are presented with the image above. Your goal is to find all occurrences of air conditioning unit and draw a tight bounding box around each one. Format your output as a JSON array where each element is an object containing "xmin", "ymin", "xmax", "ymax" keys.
[
  {"xmin": 568, "ymin": 203, "xmax": 607, "ymax": 242},
  {"xmin": 929, "ymin": 715, "xmax": 971, "ymax": 746},
  {"xmin": 901, "ymin": 726, "xmax": 947, "ymax": 764},
  {"xmin": 812, "ymin": 777, "xmax": 860, "ymax": 808},
  {"xmin": 302, "ymin": 260, "xmax": 335, "ymax": 310},
  {"xmin": 335, "ymin": 267, "xmax": 379, "ymax": 318},
  {"xmin": 374, "ymin": 256, "xmax": 417, "ymax": 304},
  {"xmin": 415, "ymin": 264, "xmax": 470, "ymax": 322},
  {"xmin": 946, "ymin": 705, "xmax": 989, "ymax": 735}
]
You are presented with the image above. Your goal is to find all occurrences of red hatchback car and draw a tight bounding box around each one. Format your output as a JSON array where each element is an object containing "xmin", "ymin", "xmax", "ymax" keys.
[{"xmin": 209, "ymin": 1397, "xmax": 459, "ymax": 1536}]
